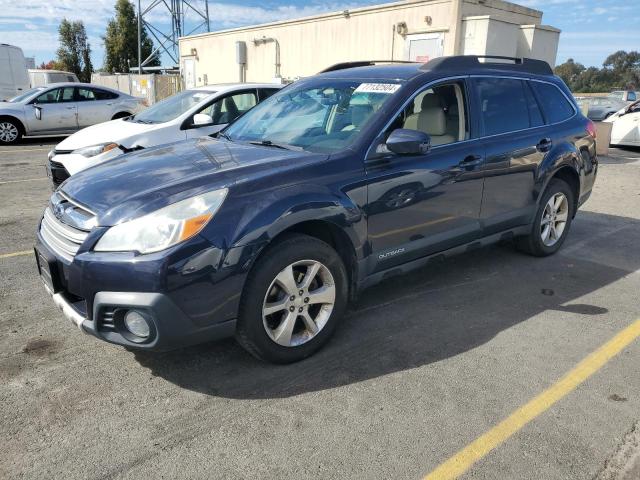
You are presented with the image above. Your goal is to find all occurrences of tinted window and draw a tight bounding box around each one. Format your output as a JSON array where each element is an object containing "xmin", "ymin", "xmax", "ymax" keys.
[
  {"xmin": 530, "ymin": 82, "xmax": 575, "ymax": 124},
  {"xmin": 524, "ymin": 82, "xmax": 544, "ymax": 127},
  {"xmin": 628, "ymin": 92, "xmax": 637, "ymax": 102},
  {"xmin": 258, "ymin": 88, "xmax": 278, "ymax": 101},
  {"xmin": 76, "ymin": 88, "xmax": 96, "ymax": 101},
  {"xmin": 475, "ymin": 78, "xmax": 529, "ymax": 136},
  {"xmin": 93, "ymin": 89, "xmax": 119, "ymax": 100}
]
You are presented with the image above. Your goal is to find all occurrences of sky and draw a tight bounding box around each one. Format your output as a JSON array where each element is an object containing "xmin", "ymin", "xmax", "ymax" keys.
[{"xmin": 0, "ymin": 0, "xmax": 638, "ymax": 70}]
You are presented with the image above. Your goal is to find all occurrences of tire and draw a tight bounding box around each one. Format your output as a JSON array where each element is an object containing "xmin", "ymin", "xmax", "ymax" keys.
[
  {"xmin": 516, "ymin": 178, "xmax": 574, "ymax": 256},
  {"xmin": 0, "ymin": 118, "xmax": 22, "ymax": 145},
  {"xmin": 236, "ymin": 234, "xmax": 349, "ymax": 363}
]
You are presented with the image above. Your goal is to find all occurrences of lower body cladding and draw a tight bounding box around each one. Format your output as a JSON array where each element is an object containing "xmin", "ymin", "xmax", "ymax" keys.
[{"xmin": 35, "ymin": 233, "xmax": 263, "ymax": 351}]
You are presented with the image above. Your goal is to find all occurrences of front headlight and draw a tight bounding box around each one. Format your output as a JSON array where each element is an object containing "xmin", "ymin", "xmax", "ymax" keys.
[
  {"xmin": 72, "ymin": 143, "xmax": 119, "ymax": 158},
  {"xmin": 94, "ymin": 189, "xmax": 228, "ymax": 254}
]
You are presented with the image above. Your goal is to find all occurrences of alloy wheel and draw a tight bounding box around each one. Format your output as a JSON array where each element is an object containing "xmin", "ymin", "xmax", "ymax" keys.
[
  {"xmin": 0, "ymin": 122, "xmax": 18, "ymax": 143},
  {"xmin": 540, "ymin": 192, "xmax": 569, "ymax": 247},
  {"xmin": 262, "ymin": 260, "xmax": 336, "ymax": 347}
]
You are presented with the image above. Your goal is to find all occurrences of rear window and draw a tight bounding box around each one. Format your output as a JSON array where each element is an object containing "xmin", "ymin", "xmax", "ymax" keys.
[
  {"xmin": 475, "ymin": 78, "xmax": 530, "ymax": 136},
  {"xmin": 530, "ymin": 82, "xmax": 575, "ymax": 124}
]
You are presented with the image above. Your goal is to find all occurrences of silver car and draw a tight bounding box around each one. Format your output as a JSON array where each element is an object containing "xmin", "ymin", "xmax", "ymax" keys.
[{"xmin": 0, "ymin": 83, "xmax": 143, "ymax": 144}]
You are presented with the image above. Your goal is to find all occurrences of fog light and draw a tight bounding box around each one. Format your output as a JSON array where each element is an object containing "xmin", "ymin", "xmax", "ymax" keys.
[{"xmin": 124, "ymin": 310, "xmax": 150, "ymax": 338}]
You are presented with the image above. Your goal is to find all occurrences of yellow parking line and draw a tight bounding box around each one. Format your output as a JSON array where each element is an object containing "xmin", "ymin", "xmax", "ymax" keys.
[
  {"xmin": 0, "ymin": 177, "xmax": 47, "ymax": 185},
  {"xmin": 423, "ymin": 318, "xmax": 640, "ymax": 480},
  {"xmin": 0, "ymin": 250, "xmax": 32, "ymax": 259}
]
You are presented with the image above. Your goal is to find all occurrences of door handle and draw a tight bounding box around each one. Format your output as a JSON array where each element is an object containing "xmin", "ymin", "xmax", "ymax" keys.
[
  {"xmin": 536, "ymin": 138, "xmax": 553, "ymax": 152},
  {"xmin": 459, "ymin": 154, "xmax": 483, "ymax": 168}
]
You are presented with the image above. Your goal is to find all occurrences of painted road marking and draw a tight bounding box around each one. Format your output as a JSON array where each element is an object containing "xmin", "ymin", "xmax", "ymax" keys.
[
  {"xmin": 0, "ymin": 147, "xmax": 50, "ymax": 153},
  {"xmin": 0, "ymin": 177, "xmax": 47, "ymax": 185},
  {"xmin": 0, "ymin": 250, "xmax": 33, "ymax": 259},
  {"xmin": 423, "ymin": 318, "xmax": 640, "ymax": 480}
]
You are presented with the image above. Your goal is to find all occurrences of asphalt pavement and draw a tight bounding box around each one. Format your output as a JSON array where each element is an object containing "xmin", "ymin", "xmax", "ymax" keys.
[{"xmin": 1, "ymin": 138, "xmax": 639, "ymax": 479}]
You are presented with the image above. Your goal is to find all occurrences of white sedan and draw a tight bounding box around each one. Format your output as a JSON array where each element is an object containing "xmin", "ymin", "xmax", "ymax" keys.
[
  {"xmin": 604, "ymin": 99, "xmax": 640, "ymax": 147},
  {"xmin": 47, "ymin": 83, "xmax": 283, "ymax": 187}
]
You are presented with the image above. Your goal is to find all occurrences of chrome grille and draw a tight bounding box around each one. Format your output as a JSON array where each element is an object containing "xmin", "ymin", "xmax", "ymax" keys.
[{"xmin": 39, "ymin": 192, "xmax": 95, "ymax": 262}]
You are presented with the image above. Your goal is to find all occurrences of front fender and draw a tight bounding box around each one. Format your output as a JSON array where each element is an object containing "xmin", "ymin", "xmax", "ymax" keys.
[{"xmin": 227, "ymin": 182, "xmax": 366, "ymax": 258}]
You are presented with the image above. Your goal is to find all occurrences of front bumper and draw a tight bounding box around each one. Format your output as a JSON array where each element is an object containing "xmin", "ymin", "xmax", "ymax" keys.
[
  {"xmin": 43, "ymin": 283, "xmax": 236, "ymax": 351},
  {"xmin": 35, "ymin": 228, "xmax": 262, "ymax": 351}
]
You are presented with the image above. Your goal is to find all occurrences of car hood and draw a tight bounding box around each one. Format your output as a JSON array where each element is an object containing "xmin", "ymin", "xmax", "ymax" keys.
[
  {"xmin": 61, "ymin": 137, "xmax": 326, "ymax": 225},
  {"xmin": 55, "ymin": 118, "xmax": 159, "ymax": 150}
]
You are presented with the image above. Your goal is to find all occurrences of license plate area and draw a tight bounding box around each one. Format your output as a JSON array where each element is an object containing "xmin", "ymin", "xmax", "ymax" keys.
[{"xmin": 34, "ymin": 247, "xmax": 62, "ymax": 294}]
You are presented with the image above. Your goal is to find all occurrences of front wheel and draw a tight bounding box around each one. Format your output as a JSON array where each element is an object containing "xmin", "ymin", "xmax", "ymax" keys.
[
  {"xmin": 517, "ymin": 178, "xmax": 574, "ymax": 256},
  {"xmin": 236, "ymin": 234, "xmax": 348, "ymax": 363},
  {"xmin": 0, "ymin": 119, "xmax": 22, "ymax": 145}
]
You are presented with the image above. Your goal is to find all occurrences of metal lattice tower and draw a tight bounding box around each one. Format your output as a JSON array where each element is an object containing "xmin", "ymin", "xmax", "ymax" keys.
[{"xmin": 137, "ymin": 0, "xmax": 210, "ymax": 70}]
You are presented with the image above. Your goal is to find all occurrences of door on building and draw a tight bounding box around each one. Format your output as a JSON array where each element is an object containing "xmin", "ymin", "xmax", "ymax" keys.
[
  {"xmin": 183, "ymin": 58, "xmax": 196, "ymax": 89},
  {"xmin": 404, "ymin": 33, "xmax": 444, "ymax": 63}
]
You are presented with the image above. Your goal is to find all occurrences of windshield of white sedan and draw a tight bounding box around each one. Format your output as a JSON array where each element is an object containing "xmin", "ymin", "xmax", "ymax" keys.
[
  {"xmin": 132, "ymin": 90, "xmax": 214, "ymax": 124},
  {"xmin": 223, "ymin": 80, "xmax": 401, "ymax": 153}
]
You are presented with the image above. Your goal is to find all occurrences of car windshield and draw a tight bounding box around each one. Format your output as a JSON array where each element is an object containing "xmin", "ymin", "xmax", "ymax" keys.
[
  {"xmin": 132, "ymin": 89, "xmax": 215, "ymax": 124},
  {"xmin": 7, "ymin": 87, "xmax": 46, "ymax": 103},
  {"xmin": 223, "ymin": 79, "xmax": 401, "ymax": 153}
]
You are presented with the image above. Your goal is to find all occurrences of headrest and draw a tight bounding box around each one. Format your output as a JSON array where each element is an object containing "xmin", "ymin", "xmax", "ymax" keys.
[
  {"xmin": 418, "ymin": 107, "xmax": 447, "ymax": 136},
  {"xmin": 421, "ymin": 94, "xmax": 442, "ymax": 110}
]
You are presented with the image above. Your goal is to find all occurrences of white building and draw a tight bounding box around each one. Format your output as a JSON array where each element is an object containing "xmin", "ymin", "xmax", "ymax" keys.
[{"xmin": 178, "ymin": 0, "xmax": 560, "ymax": 87}]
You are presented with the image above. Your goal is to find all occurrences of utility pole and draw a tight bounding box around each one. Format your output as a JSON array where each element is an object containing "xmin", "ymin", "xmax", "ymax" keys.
[{"xmin": 137, "ymin": 0, "xmax": 142, "ymax": 74}]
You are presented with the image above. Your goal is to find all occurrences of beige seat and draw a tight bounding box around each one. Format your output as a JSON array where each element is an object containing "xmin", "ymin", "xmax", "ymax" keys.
[
  {"xmin": 403, "ymin": 94, "xmax": 441, "ymax": 131},
  {"xmin": 406, "ymin": 106, "xmax": 455, "ymax": 146}
]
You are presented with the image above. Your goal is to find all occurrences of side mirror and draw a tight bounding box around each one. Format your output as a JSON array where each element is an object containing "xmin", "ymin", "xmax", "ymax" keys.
[
  {"xmin": 386, "ymin": 128, "xmax": 431, "ymax": 155},
  {"xmin": 34, "ymin": 105, "xmax": 42, "ymax": 121},
  {"xmin": 192, "ymin": 113, "xmax": 213, "ymax": 127}
]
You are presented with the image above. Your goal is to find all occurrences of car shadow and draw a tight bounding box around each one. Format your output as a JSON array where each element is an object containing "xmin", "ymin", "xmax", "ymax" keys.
[
  {"xmin": 132, "ymin": 210, "xmax": 640, "ymax": 399},
  {"xmin": 18, "ymin": 136, "xmax": 67, "ymax": 147}
]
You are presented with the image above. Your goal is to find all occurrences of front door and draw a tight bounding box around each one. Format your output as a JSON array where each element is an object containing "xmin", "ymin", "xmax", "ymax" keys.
[
  {"xmin": 404, "ymin": 33, "xmax": 444, "ymax": 63},
  {"xmin": 26, "ymin": 87, "xmax": 78, "ymax": 133},
  {"xmin": 365, "ymin": 79, "xmax": 485, "ymax": 273},
  {"xmin": 183, "ymin": 58, "xmax": 196, "ymax": 89}
]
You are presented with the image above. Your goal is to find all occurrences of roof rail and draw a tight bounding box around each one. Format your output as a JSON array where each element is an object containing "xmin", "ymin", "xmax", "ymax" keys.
[
  {"xmin": 420, "ymin": 55, "xmax": 553, "ymax": 75},
  {"xmin": 319, "ymin": 60, "xmax": 418, "ymax": 73}
]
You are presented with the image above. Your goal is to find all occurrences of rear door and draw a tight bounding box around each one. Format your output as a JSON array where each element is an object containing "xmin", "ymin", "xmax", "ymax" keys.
[
  {"xmin": 473, "ymin": 77, "xmax": 550, "ymax": 234},
  {"xmin": 26, "ymin": 87, "xmax": 78, "ymax": 133},
  {"xmin": 75, "ymin": 87, "xmax": 118, "ymax": 127}
]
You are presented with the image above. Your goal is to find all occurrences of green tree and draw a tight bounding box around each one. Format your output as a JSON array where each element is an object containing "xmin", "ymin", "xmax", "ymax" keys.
[
  {"xmin": 554, "ymin": 51, "xmax": 640, "ymax": 92},
  {"xmin": 103, "ymin": 0, "xmax": 160, "ymax": 73},
  {"xmin": 55, "ymin": 19, "xmax": 94, "ymax": 82},
  {"xmin": 554, "ymin": 58, "xmax": 585, "ymax": 90}
]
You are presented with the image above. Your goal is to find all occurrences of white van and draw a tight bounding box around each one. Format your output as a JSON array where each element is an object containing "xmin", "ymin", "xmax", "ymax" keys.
[
  {"xmin": 29, "ymin": 69, "xmax": 79, "ymax": 87},
  {"xmin": 0, "ymin": 44, "xmax": 30, "ymax": 100}
]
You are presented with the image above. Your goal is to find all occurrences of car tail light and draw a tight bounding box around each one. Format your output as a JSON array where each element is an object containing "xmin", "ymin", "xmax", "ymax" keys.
[{"xmin": 586, "ymin": 119, "xmax": 597, "ymax": 139}]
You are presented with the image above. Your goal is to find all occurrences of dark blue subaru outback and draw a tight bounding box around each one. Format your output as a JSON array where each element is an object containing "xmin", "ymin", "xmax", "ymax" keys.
[{"xmin": 35, "ymin": 56, "xmax": 597, "ymax": 363}]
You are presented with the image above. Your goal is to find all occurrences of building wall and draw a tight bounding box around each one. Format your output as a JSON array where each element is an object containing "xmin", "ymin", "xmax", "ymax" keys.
[{"xmin": 179, "ymin": 0, "xmax": 547, "ymax": 86}]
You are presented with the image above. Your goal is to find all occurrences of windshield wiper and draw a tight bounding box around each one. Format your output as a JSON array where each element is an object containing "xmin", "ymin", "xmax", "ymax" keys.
[
  {"xmin": 248, "ymin": 140, "xmax": 301, "ymax": 151},
  {"xmin": 216, "ymin": 131, "xmax": 233, "ymax": 142}
]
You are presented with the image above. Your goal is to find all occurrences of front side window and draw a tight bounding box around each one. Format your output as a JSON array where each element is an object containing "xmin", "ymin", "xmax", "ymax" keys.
[
  {"xmin": 475, "ymin": 78, "xmax": 530, "ymax": 136},
  {"xmin": 200, "ymin": 91, "xmax": 257, "ymax": 125},
  {"xmin": 224, "ymin": 80, "xmax": 399, "ymax": 153},
  {"xmin": 133, "ymin": 90, "xmax": 214, "ymax": 124},
  {"xmin": 384, "ymin": 81, "xmax": 469, "ymax": 146},
  {"xmin": 530, "ymin": 81, "xmax": 575, "ymax": 124},
  {"xmin": 35, "ymin": 87, "xmax": 75, "ymax": 104}
]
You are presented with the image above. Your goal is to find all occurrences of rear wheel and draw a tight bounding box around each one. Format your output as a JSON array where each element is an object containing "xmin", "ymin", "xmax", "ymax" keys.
[
  {"xmin": 517, "ymin": 178, "xmax": 574, "ymax": 256},
  {"xmin": 0, "ymin": 119, "xmax": 21, "ymax": 145},
  {"xmin": 236, "ymin": 234, "xmax": 348, "ymax": 363}
]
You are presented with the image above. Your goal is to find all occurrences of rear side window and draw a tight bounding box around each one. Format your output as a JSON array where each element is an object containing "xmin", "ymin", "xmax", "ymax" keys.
[
  {"xmin": 524, "ymin": 82, "xmax": 544, "ymax": 127},
  {"xmin": 258, "ymin": 88, "xmax": 278, "ymax": 101},
  {"xmin": 93, "ymin": 89, "xmax": 119, "ymax": 100},
  {"xmin": 475, "ymin": 78, "xmax": 529, "ymax": 136},
  {"xmin": 530, "ymin": 82, "xmax": 575, "ymax": 124}
]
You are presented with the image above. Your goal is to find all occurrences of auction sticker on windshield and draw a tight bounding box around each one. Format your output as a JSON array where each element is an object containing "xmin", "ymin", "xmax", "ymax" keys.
[{"xmin": 354, "ymin": 83, "xmax": 401, "ymax": 94}]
